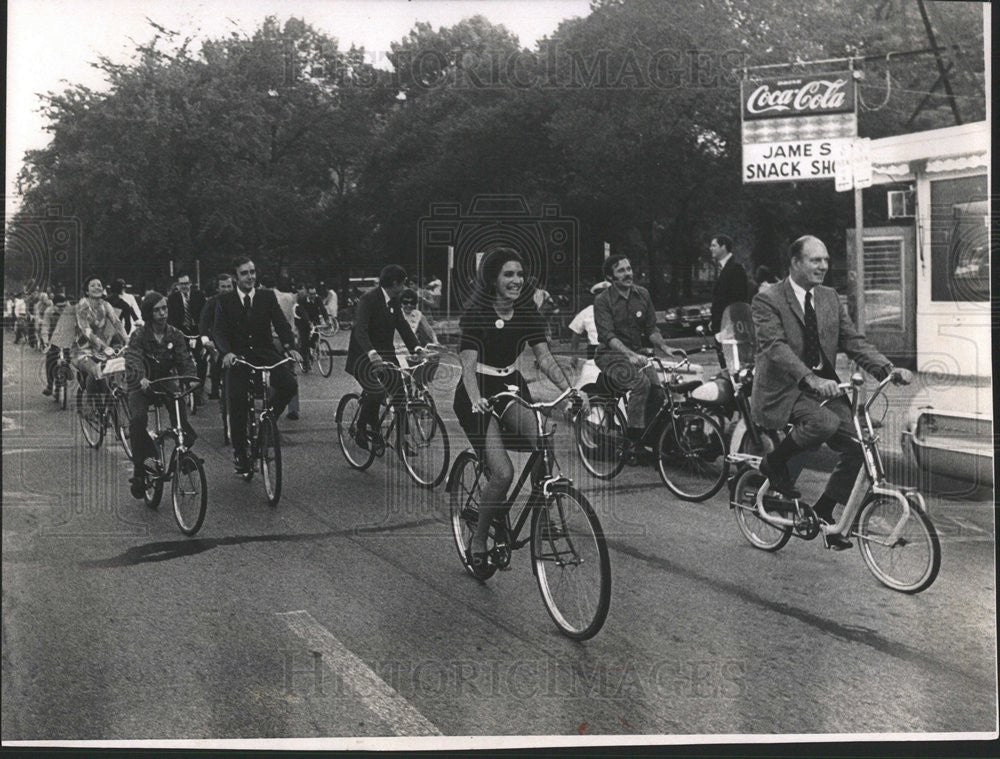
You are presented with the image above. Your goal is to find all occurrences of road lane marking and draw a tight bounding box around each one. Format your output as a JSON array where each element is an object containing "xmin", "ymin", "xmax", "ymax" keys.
[{"xmin": 276, "ymin": 610, "xmax": 442, "ymax": 736}]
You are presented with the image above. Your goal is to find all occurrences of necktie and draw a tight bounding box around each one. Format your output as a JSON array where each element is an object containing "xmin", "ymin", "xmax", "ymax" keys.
[
  {"xmin": 242, "ymin": 294, "xmax": 251, "ymax": 315},
  {"xmin": 803, "ymin": 290, "xmax": 821, "ymax": 369},
  {"xmin": 182, "ymin": 297, "xmax": 192, "ymax": 330}
]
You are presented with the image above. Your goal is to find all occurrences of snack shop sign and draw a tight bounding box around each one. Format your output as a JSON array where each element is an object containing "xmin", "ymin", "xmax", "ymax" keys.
[{"xmin": 741, "ymin": 72, "xmax": 857, "ymax": 183}]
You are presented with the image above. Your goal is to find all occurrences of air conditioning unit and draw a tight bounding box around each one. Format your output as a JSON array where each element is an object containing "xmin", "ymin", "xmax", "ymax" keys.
[{"xmin": 888, "ymin": 190, "xmax": 915, "ymax": 219}]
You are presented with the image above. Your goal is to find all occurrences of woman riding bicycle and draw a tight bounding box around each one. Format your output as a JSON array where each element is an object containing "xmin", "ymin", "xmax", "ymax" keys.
[
  {"xmin": 453, "ymin": 248, "xmax": 587, "ymax": 574},
  {"xmin": 123, "ymin": 291, "xmax": 198, "ymax": 499},
  {"xmin": 72, "ymin": 275, "xmax": 128, "ymax": 399}
]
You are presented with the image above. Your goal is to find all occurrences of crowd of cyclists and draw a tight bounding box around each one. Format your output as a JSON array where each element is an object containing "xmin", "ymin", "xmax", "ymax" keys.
[{"xmin": 7, "ymin": 234, "xmax": 920, "ymax": 608}]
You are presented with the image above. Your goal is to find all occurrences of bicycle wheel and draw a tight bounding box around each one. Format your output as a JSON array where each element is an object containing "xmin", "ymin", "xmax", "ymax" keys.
[
  {"xmin": 336, "ymin": 393, "xmax": 375, "ymax": 470},
  {"xmin": 317, "ymin": 339, "xmax": 334, "ymax": 377},
  {"xmin": 574, "ymin": 398, "xmax": 627, "ymax": 479},
  {"xmin": 55, "ymin": 363, "xmax": 69, "ymax": 409},
  {"xmin": 731, "ymin": 466, "xmax": 791, "ymax": 551},
  {"xmin": 400, "ymin": 402, "xmax": 450, "ymax": 488},
  {"xmin": 657, "ymin": 409, "xmax": 728, "ymax": 501},
  {"xmin": 855, "ymin": 494, "xmax": 941, "ymax": 593},
  {"xmin": 532, "ymin": 485, "xmax": 611, "ymax": 640},
  {"xmin": 77, "ymin": 387, "xmax": 106, "ymax": 448},
  {"xmin": 113, "ymin": 392, "xmax": 133, "ymax": 459},
  {"xmin": 320, "ymin": 319, "xmax": 339, "ymax": 337},
  {"xmin": 144, "ymin": 438, "xmax": 166, "ymax": 510},
  {"xmin": 447, "ymin": 450, "xmax": 497, "ymax": 580},
  {"xmin": 259, "ymin": 415, "xmax": 282, "ymax": 506},
  {"xmin": 171, "ymin": 450, "xmax": 208, "ymax": 535}
]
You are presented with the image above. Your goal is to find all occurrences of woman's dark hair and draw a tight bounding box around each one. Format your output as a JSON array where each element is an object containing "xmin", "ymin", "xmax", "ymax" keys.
[
  {"xmin": 140, "ymin": 291, "xmax": 167, "ymax": 323},
  {"xmin": 109, "ymin": 278, "xmax": 127, "ymax": 296},
  {"xmin": 754, "ymin": 265, "xmax": 775, "ymax": 284},
  {"xmin": 469, "ymin": 247, "xmax": 530, "ymax": 308},
  {"xmin": 400, "ymin": 288, "xmax": 419, "ymax": 305},
  {"xmin": 82, "ymin": 274, "xmax": 103, "ymax": 294}
]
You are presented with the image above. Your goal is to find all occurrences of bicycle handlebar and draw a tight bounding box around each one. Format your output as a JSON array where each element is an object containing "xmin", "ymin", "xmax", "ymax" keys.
[
  {"xmin": 144, "ymin": 375, "xmax": 203, "ymax": 399},
  {"xmin": 231, "ymin": 356, "xmax": 295, "ymax": 372},
  {"xmin": 484, "ymin": 386, "xmax": 579, "ymax": 415}
]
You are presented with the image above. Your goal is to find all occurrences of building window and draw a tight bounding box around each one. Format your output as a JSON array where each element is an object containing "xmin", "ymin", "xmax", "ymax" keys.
[
  {"xmin": 863, "ymin": 236, "xmax": 904, "ymax": 330},
  {"xmin": 930, "ymin": 174, "xmax": 989, "ymax": 302}
]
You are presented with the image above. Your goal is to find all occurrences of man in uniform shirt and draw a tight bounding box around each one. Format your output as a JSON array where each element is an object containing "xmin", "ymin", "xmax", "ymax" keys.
[{"xmin": 594, "ymin": 255, "xmax": 676, "ymax": 452}]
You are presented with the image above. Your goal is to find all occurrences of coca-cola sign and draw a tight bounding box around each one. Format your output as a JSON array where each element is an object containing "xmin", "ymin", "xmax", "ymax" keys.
[{"xmin": 742, "ymin": 72, "xmax": 855, "ymax": 120}]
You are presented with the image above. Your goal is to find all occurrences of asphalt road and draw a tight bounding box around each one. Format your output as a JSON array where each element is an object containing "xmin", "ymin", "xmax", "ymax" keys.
[{"xmin": 2, "ymin": 330, "xmax": 996, "ymax": 742}]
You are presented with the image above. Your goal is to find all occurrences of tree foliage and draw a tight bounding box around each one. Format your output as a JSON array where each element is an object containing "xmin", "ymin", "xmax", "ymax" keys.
[{"xmin": 9, "ymin": 3, "xmax": 985, "ymax": 302}]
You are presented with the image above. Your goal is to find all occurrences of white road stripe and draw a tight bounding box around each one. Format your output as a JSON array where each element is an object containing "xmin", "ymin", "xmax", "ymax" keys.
[{"xmin": 276, "ymin": 610, "xmax": 442, "ymax": 736}]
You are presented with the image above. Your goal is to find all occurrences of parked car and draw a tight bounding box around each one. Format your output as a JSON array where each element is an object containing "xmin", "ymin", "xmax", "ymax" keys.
[{"xmin": 662, "ymin": 302, "xmax": 712, "ymax": 332}]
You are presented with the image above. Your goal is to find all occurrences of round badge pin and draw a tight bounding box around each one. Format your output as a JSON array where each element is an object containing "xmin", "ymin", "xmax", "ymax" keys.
[
  {"xmin": 495, "ymin": 318, "xmax": 505, "ymax": 329},
  {"xmin": 636, "ymin": 310, "xmax": 643, "ymax": 318}
]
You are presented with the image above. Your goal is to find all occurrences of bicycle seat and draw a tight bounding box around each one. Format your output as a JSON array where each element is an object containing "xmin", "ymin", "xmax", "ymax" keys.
[{"xmin": 668, "ymin": 379, "xmax": 702, "ymax": 395}]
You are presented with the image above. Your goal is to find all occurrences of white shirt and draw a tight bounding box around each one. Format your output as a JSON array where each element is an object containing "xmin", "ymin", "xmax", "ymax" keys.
[
  {"xmin": 14, "ymin": 298, "xmax": 26, "ymax": 317},
  {"xmin": 568, "ymin": 305, "xmax": 599, "ymax": 345},
  {"xmin": 121, "ymin": 292, "xmax": 142, "ymax": 330},
  {"xmin": 716, "ymin": 252, "xmax": 733, "ymax": 270},
  {"xmin": 788, "ymin": 277, "xmax": 816, "ymax": 316},
  {"xmin": 238, "ymin": 286, "xmax": 256, "ymax": 309}
]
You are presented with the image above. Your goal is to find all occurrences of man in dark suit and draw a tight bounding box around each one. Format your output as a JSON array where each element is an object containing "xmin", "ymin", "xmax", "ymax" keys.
[
  {"xmin": 750, "ymin": 235, "xmax": 912, "ymax": 548},
  {"xmin": 345, "ymin": 264, "xmax": 419, "ymax": 449},
  {"xmin": 199, "ymin": 273, "xmax": 234, "ymax": 400},
  {"xmin": 214, "ymin": 257, "xmax": 301, "ymax": 473},
  {"xmin": 168, "ymin": 271, "xmax": 208, "ymax": 405},
  {"xmin": 709, "ymin": 234, "xmax": 749, "ymax": 335}
]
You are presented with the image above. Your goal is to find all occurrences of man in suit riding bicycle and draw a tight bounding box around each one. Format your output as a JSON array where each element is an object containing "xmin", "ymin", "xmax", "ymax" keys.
[
  {"xmin": 213, "ymin": 257, "xmax": 302, "ymax": 475},
  {"xmin": 344, "ymin": 265, "xmax": 419, "ymax": 450},
  {"xmin": 751, "ymin": 235, "xmax": 912, "ymax": 548}
]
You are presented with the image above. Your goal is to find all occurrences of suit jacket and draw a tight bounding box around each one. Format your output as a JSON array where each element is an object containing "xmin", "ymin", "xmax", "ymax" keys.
[
  {"xmin": 750, "ymin": 278, "xmax": 890, "ymax": 430},
  {"xmin": 213, "ymin": 287, "xmax": 294, "ymax": 363},
  {"xmin": 167, "ymin": 290, "xmax": 206, "ymax": 335},
  {"xmin": 345, "ymin": 287, "xmax": 418, "ymax": 377},
  {"xmin": 710, "ymin": 257, "xmax": 749, "ymax": 333},
  {"xmin": 199, "ymin": 294, "xmax": 220, "ymax": 342}
]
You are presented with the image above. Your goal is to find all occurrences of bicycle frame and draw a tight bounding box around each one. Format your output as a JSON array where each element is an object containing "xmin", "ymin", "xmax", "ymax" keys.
[
  {"xmin": 749, "ymin": 373, "xmax": 922, "ymax": 543},
  {"xmin": 460, "ymin": 389, "xmax": 575, "ymax": 552}
]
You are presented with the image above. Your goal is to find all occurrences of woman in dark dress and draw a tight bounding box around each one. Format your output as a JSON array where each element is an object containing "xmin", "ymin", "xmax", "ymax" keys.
[{"xmin": 453, "ymin": 248, "xmax": 587, "ymax": 575}]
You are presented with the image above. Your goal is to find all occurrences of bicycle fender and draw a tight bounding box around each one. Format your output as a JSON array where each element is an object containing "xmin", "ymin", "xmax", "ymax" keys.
[{"xmin": 445, "ymin": 449, "xmax": 479, "ymax": 493}]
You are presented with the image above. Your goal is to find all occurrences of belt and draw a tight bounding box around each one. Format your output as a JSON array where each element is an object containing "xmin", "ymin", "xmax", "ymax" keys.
[{"xmin": 476, "ymin": 362, "xmax": 516, "ymax": 377}]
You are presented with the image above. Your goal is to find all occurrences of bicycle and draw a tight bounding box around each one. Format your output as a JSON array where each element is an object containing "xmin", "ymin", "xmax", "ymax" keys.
[
  {"xmin": 139, "ymin": 375, "xmax": 208, "ymax": 536},
  {"xmin": 448, "ymin": 386, "xmax": 610, "ymax": 640},
  {"xmin": 574, "ymin": 352, "xmax": 728, "ymax": 501},
  {"xmin": 229, "ymin": 356, "xmax": 294, "ymax": 506},
  {"xmin": 336, "ymin": 350, "xmax": 450, "ymax": 488},
  {"xmin": 728, "ymin": 373, "xmax": 941, "ymax": 593},
  {"xmin": 182, "ymin": 334, "xmax": 203, "ymax": 416},
  {"xmin": 296, "ymin": 324, "xmax": 335, "ymax": 378},
  {"xmin": 76, "ymin": 349, "xmax": 134, "ymax": 458},
  {"xmin": 51, "ymin": 348, "xmax": 72, "ymax": 410},
  {"xmin": 319, "ymin": 317, "xmax": 340, "ymax": 337}
]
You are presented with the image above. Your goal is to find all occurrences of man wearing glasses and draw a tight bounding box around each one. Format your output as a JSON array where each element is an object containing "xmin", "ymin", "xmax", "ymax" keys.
[{"xmin": 213, "ymin": 257, "xmax": 301, "ymax": 474}]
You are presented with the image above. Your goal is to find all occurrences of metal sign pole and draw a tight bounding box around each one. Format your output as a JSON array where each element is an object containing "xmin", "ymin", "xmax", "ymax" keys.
[{"xmin": 446, "ymin": 245, "xmax": 453, "ymax": 324}]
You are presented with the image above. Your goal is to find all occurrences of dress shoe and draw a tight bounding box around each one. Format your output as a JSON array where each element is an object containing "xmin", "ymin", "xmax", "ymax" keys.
[
  {"xmin": 42, "ymin": 387, "xmax": 53, "ymax": 396},
  {"xmin": 824, "ymin": 532, "xmax": 853, "ymax": 551},
  {"xmin": 760, "ymin": 453, "xmax": 801, "ymax": 499},
  {"xmin": 233, "ymin": 452, "xmax": 252, "ymax": 475},
  {"xmin": 129, "ymin": 476, "xmax": 146, "ymax": 499}
]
